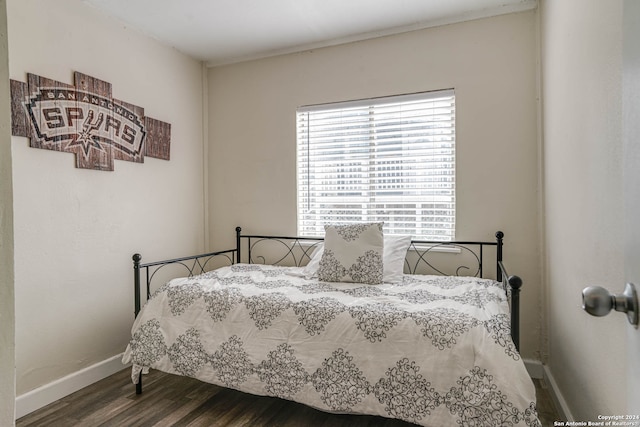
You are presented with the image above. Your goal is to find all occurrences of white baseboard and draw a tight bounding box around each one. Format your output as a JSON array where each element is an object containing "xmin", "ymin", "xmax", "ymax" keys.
[
  {"xmin": 15, "ymin": 353, "xmax": 127, "ymax": 419},
  {"xmin": 525, "ymin": 359, "xmax": 573, "ymax": 420},
  {"xmin": 542, "ymin": 364, "xmax": 574, "ymax": 421},
  {"xmin": 524, "ymin": 358, "xmax": 544, "ymax": 379}
]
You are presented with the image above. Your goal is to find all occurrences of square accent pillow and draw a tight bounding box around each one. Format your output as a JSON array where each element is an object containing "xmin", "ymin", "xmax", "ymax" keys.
[
  {"xmin": 303, "ymin": 234, "xmax": 411, "ymax": 284},
  {"xmin": 317, "ymin": 223, "xmax": 384, "ymax": 284}
]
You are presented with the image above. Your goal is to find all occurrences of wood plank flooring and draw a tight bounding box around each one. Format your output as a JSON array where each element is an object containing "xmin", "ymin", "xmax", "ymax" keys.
[{"xmin": 17, "ymin": 368, "xmax": 561, "ymax": 426}]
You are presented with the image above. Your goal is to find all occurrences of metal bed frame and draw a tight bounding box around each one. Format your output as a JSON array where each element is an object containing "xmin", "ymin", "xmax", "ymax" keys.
[{"xmin": 132, "ymin": 226, "xmax": 523, "ymax": 394}]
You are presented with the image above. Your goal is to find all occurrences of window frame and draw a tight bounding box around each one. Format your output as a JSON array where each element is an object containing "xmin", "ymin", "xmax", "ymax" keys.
[{"xmin": 296, "ymin": 89, "xmax": 456, "ymax": 241}]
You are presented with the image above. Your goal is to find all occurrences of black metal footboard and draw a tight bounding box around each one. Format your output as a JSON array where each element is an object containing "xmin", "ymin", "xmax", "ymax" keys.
[
  {"xmin": 131, "ymin": 248, "xmax": 237, "ymax": 394},
  {"xmin": 499, "ymin": 261, "xmax": 523, "ymax": 352}
]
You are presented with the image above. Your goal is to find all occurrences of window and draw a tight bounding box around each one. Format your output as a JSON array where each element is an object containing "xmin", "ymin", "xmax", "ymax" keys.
[{"xmin": 296, "ymin": 89, "xmax": 455, "ymax": 241}]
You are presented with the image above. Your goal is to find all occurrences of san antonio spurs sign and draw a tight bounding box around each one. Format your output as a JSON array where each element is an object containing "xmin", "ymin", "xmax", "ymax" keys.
[{"xmin": 10, "ymin": 71, "xmax": 171, "ymax": 171}]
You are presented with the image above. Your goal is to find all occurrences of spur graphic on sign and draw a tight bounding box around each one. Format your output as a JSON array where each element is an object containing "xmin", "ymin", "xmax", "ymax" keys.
[
  {"xmin": 11, "ymin": 71, "xmax": 171, "ymax": 171},
  {"xmin": 27, "ymin": 88, "xmax": 145, "ymax": 159}
]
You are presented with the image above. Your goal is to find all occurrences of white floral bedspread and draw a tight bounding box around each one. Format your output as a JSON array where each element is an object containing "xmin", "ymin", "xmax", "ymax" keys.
[{"xmin": 122, "ymin": 264, "xmax": 540, "ymax": 426}]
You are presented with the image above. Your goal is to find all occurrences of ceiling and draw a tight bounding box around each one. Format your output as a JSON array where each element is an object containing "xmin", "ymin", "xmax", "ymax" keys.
[{"xmin": 80, "ymin": 0, "xmax": 537, "ymax": 67}]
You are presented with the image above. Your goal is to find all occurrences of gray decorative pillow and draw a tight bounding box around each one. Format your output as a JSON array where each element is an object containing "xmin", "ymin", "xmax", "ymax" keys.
[{"xmin": 317, "ymin": 223, "xmax": 384, "ymax": 284}]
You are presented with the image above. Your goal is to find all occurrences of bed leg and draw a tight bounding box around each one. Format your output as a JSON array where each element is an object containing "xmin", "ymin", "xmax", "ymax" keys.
[{"xmin": 136, "ymin": 372, "xmax": 142, "ymax": 395}]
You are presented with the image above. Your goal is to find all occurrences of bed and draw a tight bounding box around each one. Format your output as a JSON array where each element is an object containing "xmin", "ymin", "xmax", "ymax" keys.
[{"xmin": 122, "ymin": 225, "xmax": 540, "ymax": 426}]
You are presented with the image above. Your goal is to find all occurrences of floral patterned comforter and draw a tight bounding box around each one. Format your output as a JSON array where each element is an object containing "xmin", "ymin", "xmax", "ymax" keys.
[{"xmin": 122, "ymin": 264, "xmax": 540, "ymax": 426}]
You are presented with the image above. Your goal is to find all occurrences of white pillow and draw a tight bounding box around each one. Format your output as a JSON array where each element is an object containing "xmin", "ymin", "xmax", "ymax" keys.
[
  {"xmin": 317, "ymin": 223, "xmax": 384, "ymax": 284},
  {"xmin": 382, "ymin": 235, "xmax": 412, "ymax": 283},
  {"xmin": 304, "ymin": 234, "xmax": 411, "ymax": 284},
  {"xmin": 302, "ymin": 243, "xmax": 324, "ymax": 278}
]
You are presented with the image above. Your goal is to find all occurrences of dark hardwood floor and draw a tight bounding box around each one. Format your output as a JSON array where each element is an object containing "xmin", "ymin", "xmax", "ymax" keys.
[
  {"xmin": 533, "ymin": 378, "xmax": 562, "ymax": 426},
  {"xmin": 17, "ymin": 368, "xmax": 561, "ymax": 427}
]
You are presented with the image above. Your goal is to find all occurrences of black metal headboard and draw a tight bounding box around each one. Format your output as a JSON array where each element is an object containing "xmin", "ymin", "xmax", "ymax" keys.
[
  {"xmin": 133, "ymin": 226, "xmax": 522, "ymax": 350},
  {"xmin": 236, "ymin": 226, "xmax": 504, "ymax": 279},
  {"xmin": 235, "ymin": 226, "xmax": 522, "ymax": 351}
]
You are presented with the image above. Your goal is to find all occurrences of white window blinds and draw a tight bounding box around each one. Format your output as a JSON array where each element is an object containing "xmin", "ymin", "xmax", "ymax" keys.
[{"xmin": 296, "ymin": 89, "xmax": 455, "ymax": 241}]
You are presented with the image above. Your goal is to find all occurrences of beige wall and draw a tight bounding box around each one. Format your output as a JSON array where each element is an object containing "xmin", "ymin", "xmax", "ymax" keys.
[
  {"xmin": 8, "ymin": 0, "xmax": 206, "ymax": 396},
  {"xmin": 208, "ymin": 11, "xmax": 541, "ymax": 360},
  {"xmin": 541, "ymin": 0, "xmax": 626, "ymax": 419},
  {"xmin": 0, "ymin": 0, "xmax": 15, "ymax": 423}
]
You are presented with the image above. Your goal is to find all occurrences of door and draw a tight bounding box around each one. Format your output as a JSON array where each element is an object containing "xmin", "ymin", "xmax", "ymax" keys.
[{"xmin": 623, "ymin": 0, "xmax": 640, "ymax": 413}]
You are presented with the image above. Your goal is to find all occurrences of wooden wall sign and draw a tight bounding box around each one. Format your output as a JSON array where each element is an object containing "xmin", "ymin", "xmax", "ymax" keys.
[{"xmin": 10, "ymin": 71, "xmax": 171, "ymax": 171}]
